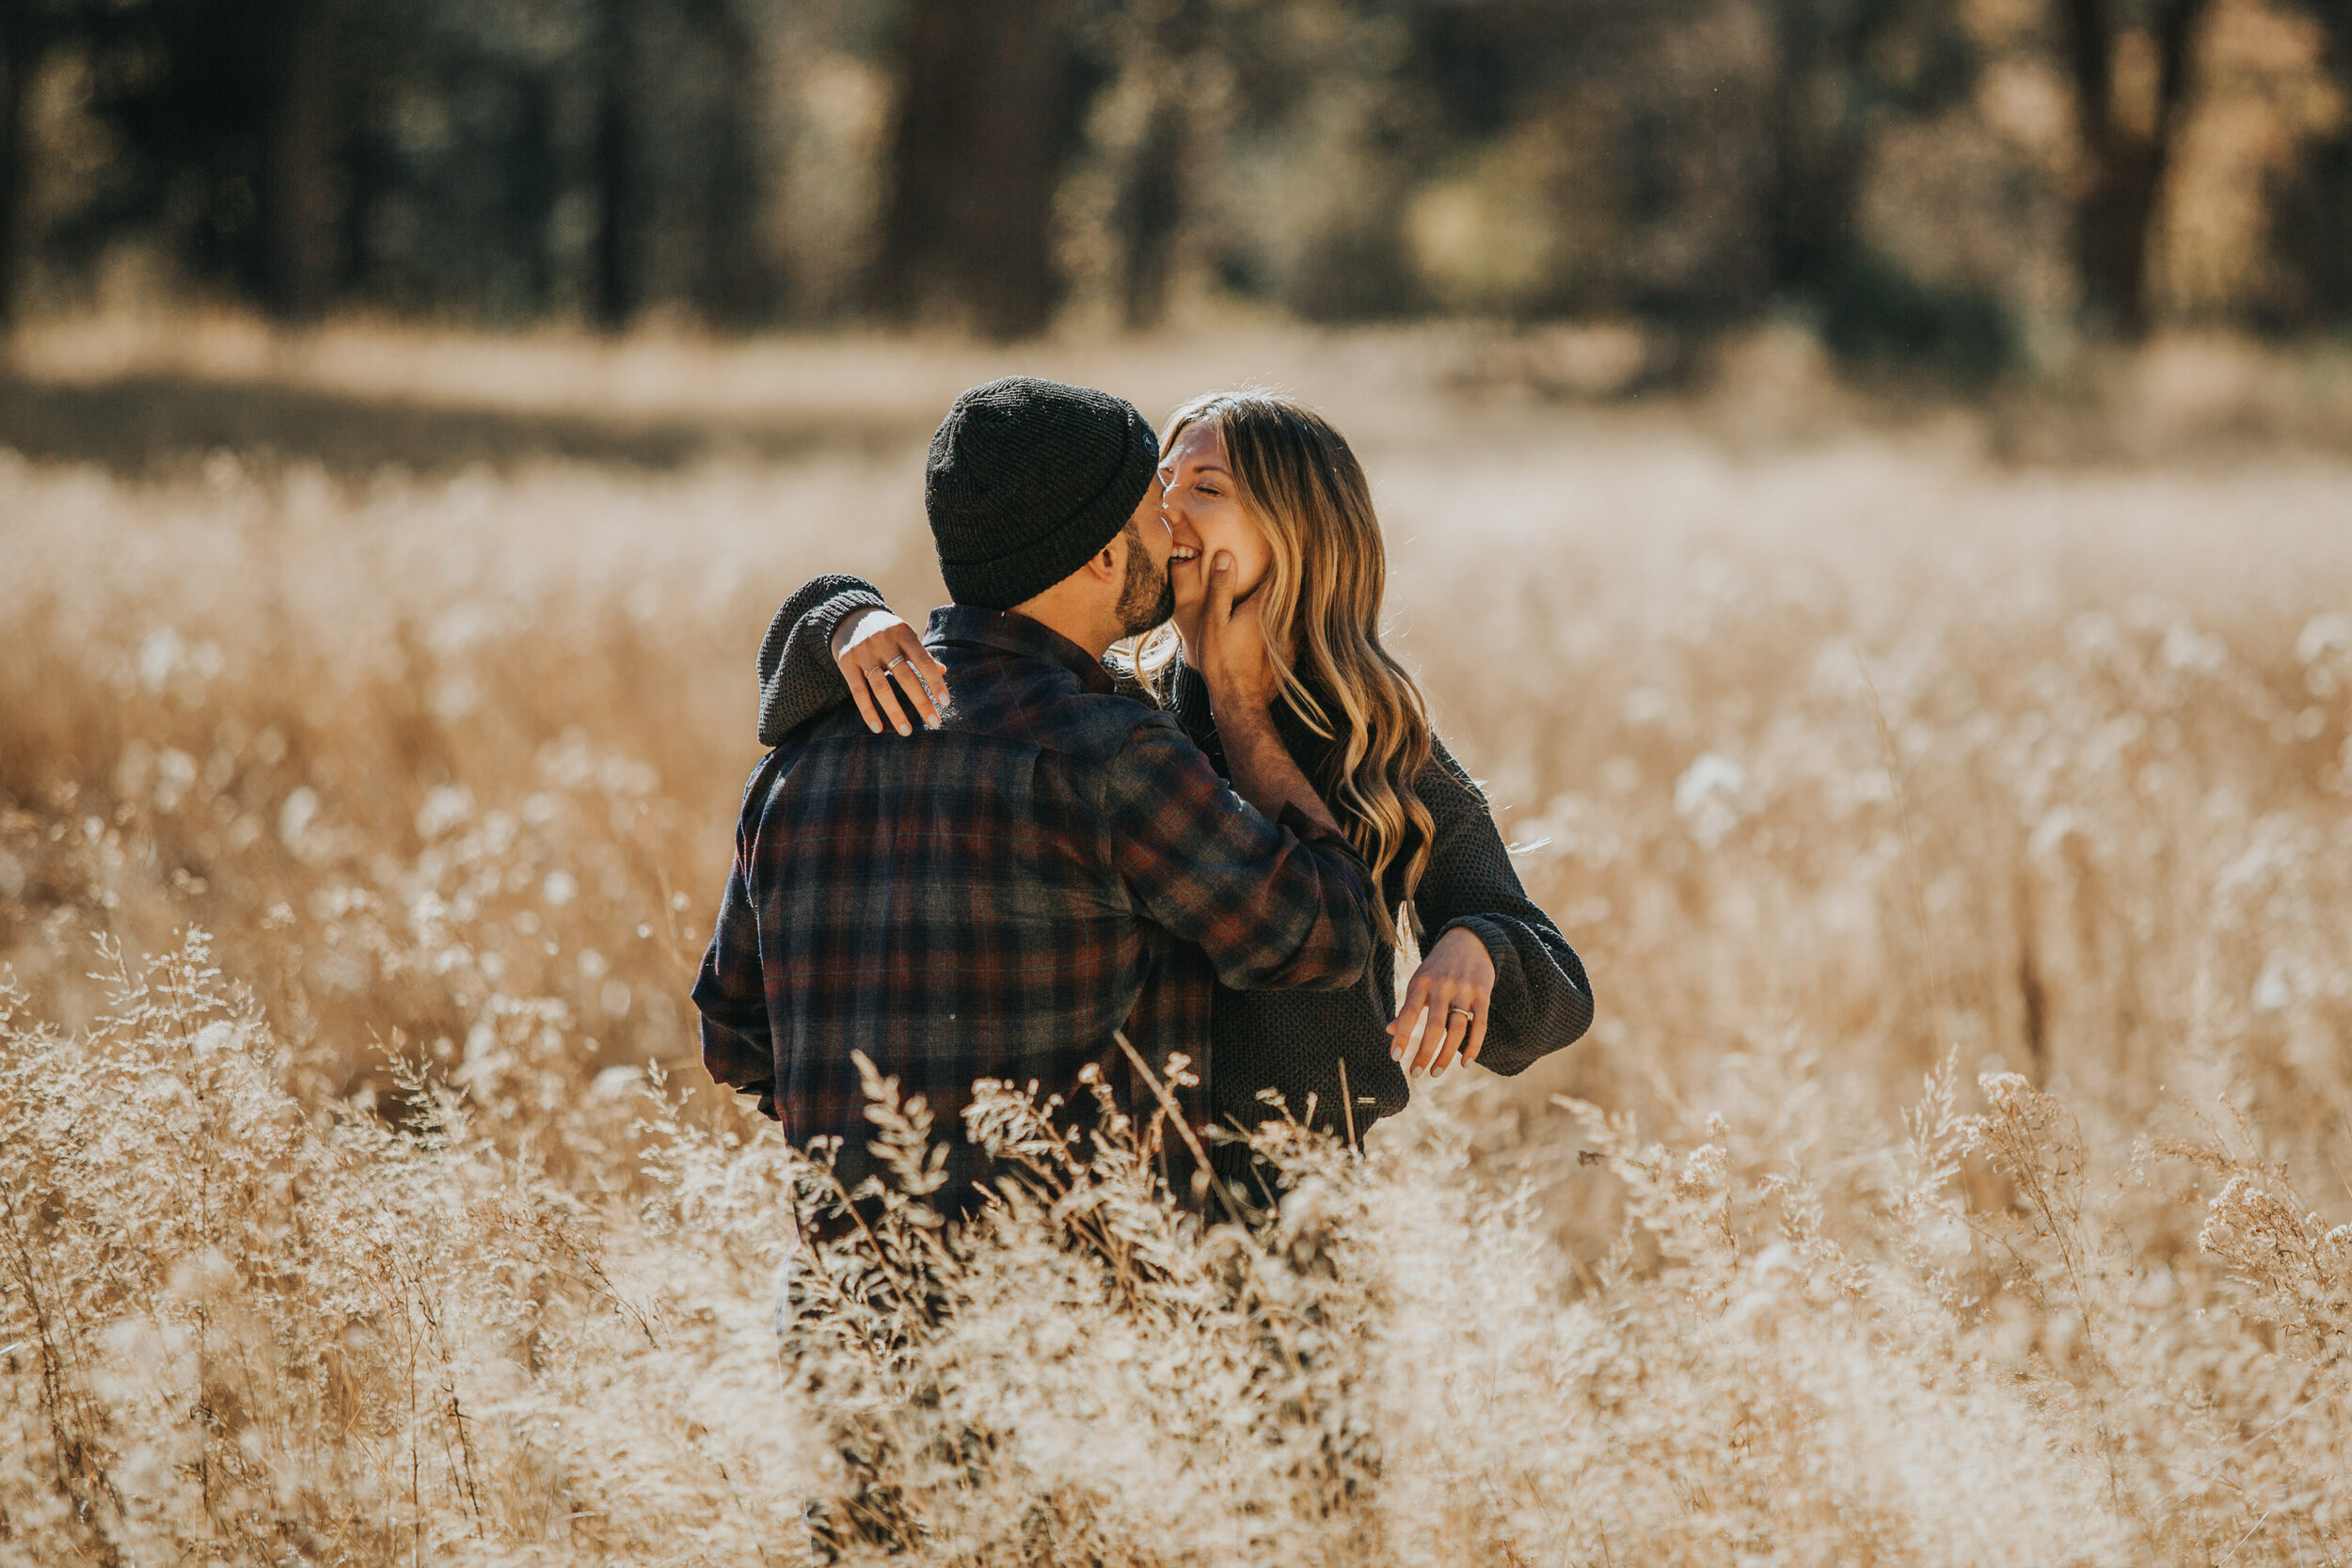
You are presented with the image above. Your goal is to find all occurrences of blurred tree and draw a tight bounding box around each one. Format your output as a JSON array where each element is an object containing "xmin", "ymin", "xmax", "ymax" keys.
[
  {"xmin": 1195, "ymin": 0, "xmax": 1437, "ymax": 322},
  {"xmin": 267, "ymin": 0, "xmax": 342, "ymax": 320},
  {"xmin": 590, "ymin": 0, "xmax": 642, "ymax": 329},
  {"xmin": 2057, "ymin": 0, "xmax": 2218, "ymax": 337},
  {"xmin": 0, "ymin": 0, "xmax": 2331, "ymax": 348},
  {"xmin": 0, "ymin": 1, "xmax": 46, "ymax": 330},
  {"xmin": 1112, "ymin": 94, "xmax": 1185, "ymax": 328},
  {"xmin": 874, "ymin": 0, "xmax": 1082, "ymax": 338},
  {"xmin": 334, "ymin": 5, "xmax": 582, "ymax": 321},
  {"xmin": 490, "ymin": 62, "xmax": 563, "ymax": 315},
  {"xmin": 2262, "ymin": 0, "xmax": 2352, "ymax": 330},
  {"xmin": 21, "ymin": 0, "xmax": 771, "ymax": 330},
  {"xmin": 1756, "ymin": 0, "xmax": 2019, "ymax": 378},
  {"xmin": 1096, "ymin": 0, "xmax": 1209, "ymax": 330},
  {"xmin": 53, "ymin": 0, "xmax": 356, "ymax": 318},
  {"xmin": 1760, "ymin": 0, "xmax": 1978, "ymax": 300},
  {"xmin": 1820, "ymin": 251, "xmax": 2018, "ymax": 388},
  {"xmin": 683, "ymin": 0, "xmax": 772, "ymax": 327},
  {"xmin": 1385, "ymin": 0, "xmax": 1981, "ymax": 343}
]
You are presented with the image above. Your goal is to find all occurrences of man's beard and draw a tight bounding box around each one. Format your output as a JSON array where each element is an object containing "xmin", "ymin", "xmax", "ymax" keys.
[{"xmin": 1115, "ymin": 532, "xmax": 1176, "ymax": 636}]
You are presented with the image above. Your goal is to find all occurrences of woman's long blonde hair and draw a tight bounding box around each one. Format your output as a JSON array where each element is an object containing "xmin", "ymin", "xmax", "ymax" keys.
[{"xmin": 1148, "ymin": 390, "xmax": 1435, "ymax": 945}]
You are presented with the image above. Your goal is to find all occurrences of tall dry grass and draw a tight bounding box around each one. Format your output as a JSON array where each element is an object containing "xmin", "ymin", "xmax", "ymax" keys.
[{"xmin": 3, "ymin": 333, "xmax": 2351, "ymax": 1564}]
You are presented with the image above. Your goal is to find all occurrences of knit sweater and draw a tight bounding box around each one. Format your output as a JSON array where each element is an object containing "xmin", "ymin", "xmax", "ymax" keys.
[{"xmin": 753, "ymin": 576, "xmax": 1595, "ymax": 1180}]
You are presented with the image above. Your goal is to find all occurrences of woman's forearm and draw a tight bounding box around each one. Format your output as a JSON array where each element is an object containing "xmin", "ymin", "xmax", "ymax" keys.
[
  {"xmin": 755, "ymin": 574, "xmax": 887, "ymax": 745},
  {"xmin": 1410, "ymin": 738, "xmax": 1595, "ymax": 1074}
]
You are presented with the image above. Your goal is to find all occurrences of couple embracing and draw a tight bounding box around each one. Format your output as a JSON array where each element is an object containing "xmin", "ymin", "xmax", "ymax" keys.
[{"xmin": 691, "ymin": 375, "xmax": 1592, "ymax": 1219}]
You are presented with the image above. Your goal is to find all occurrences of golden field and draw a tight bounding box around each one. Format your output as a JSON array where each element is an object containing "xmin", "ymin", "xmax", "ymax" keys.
[{"xmin": 3, "ymin": 320, "xmax": 2351, "ymax": 1565}]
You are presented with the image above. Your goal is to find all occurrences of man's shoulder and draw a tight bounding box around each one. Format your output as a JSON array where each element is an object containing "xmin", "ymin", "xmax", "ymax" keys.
[
  {"xmin": 739, "ymin": 667, "xmax": 1189, "ymax": 810},
  {"xmin": 939, "ymin": 645, "xmax": 1181, "ymax": 766},
  {"xmin": 1026, "ymin": 688, "xmax": 1185, "ymax": 764}
]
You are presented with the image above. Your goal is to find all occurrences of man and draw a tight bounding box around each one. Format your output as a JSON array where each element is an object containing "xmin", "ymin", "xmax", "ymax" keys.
[{"xmin": 691, "ymin": 375, "xmax": 1375, "ymax": 1216}]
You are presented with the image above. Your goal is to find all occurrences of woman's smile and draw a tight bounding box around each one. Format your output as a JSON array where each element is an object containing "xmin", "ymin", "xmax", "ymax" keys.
[{"xmin": 1159, "ymin": 420, "xmax": 1272, "ymax": 632}]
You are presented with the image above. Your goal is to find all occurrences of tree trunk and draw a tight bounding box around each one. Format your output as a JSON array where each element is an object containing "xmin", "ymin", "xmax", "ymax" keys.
[
  {"xmin": 1107, "ymin": 0, "xmax": 1210, "ymax": 332},
  {"xmin": 0, "ymin": 8, "xmax": 42, "ymax": 333},
  {"xmin": 2073, "ymin": 139, "xmax": 2167, "ymax": 333},
  {"xmin": 688, "ymin": 0, "xmax": 771, "ymax": 328},
  {"xmin": 1764, "ymin": 43, "xmax": 1864, "ymax": 297},
  {"xmin": 1762, "ymin": 0, "xmax": 1921, "ymax": 301},
  {"xmin": 2058, "ymin": 0, "xmax": 2216, "ymax": 336},
  {"xmin": 265, "ymin": 0, "xmax": 339, "ymax": 322},
  {"xmin": 2259, "ymin": 0, "xmax": 2352, "ymax": 328},
  {"xmin": 509, "ymin": 69, "xmax": 562, "ymax": 314},
  {"xmin": 591, "ymin": 0, "xmax": 641, "ymax": 332},
  {"xmin": 1115, "ymin": 98, "xmax": 1184, "ymax": 331},
  {"xmin": 874, "ymin": 0, "xmax": 1070, "ymax": 340}
]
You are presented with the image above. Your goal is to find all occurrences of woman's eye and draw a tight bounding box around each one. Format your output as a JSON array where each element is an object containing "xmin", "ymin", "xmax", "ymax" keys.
[{"xmin": 1195, "ymin": 484, "xmax": 1219, "ymax": 498}]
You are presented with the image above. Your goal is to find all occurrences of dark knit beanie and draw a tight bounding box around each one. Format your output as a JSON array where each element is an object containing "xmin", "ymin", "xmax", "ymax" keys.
[{"xmin": 925, "ymin": 376, "xmax": 1162, "ymax": 610}]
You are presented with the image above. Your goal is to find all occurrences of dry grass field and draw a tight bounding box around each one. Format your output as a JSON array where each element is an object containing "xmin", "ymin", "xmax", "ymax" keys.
[{"xmin": 4, "ymin": 320, "xmax": 2352, "ymax": 1565}]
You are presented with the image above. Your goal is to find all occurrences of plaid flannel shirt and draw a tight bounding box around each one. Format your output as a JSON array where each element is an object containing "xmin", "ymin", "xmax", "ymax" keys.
[{"xmin": 691, "ymin": 606, "xmax": 1375, "ymax": 1212}]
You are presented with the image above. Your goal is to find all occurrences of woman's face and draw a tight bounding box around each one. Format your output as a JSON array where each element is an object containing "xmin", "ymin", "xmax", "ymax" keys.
[{"xmin": 1159, "ymin": 420, "xmax": 1272, "ymax": 625}]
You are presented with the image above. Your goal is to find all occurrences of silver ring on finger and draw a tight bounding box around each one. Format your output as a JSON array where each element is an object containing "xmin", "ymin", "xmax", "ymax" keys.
[{"xmin": 1447, "ymin": 1006, "xmax": 1474, "ymax": 1021}]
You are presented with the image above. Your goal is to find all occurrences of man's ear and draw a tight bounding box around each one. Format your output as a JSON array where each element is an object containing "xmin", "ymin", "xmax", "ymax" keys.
[{"xmin": 1089, "ymin": 537, "xmax": 1122, "ymax": 582}]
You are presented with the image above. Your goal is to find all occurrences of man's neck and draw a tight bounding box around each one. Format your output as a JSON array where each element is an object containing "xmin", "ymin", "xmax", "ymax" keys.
[{"xmin": 1008, "ymin": 591, "xmax": 1114, "ymax": 661}]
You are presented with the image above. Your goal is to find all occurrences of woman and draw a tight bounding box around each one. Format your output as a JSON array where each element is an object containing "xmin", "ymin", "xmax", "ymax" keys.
[{"xmin": 764, "ymin": 390, "xmax": 1592, "ymax": 1187}]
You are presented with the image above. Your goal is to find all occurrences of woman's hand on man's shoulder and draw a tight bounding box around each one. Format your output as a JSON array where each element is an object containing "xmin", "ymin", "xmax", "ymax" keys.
[{"xmin": 833, "ymin": 606, "xmax": 950, "ymax": 736}]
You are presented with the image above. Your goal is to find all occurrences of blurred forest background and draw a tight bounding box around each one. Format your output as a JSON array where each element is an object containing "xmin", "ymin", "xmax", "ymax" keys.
[{"xmin": 1, "ymin": 0, "xmax": 2349, "ymax": 376}]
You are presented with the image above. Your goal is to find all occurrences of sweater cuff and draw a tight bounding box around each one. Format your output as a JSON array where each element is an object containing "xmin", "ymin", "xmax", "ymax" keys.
[
  {"xmin": 755, "ymin": 581, "xmax": 888, "ymax": 746},
  {"xmin": 806, "ymin": 589, "xmax": 888, "ymax": 662},
  {"xmin": 1435, "ymin": 912, "xmax": 1514, "ymax": 973}
]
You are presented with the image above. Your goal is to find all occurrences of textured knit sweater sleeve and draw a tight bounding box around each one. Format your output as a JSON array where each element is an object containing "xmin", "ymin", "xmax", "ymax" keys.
[
  {"xmin": 755, "ymin": 574, "xmax": 889, "ymax": 746},
  {"xmin": 1409, "ymin": 734, "xmax": 1595, "ymax": 1076}
]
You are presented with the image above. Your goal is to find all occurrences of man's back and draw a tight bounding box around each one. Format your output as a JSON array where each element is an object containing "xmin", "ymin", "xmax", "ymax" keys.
[{"xmin": 693, "ymin": 606, "xmax": 1374, "ymax": 1208}]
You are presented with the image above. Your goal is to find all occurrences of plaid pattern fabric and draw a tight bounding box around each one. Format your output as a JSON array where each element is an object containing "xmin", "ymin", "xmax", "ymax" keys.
[{"xmin": 691, "ymin": 606, "xmax": 1375, "ymax": 1211}]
